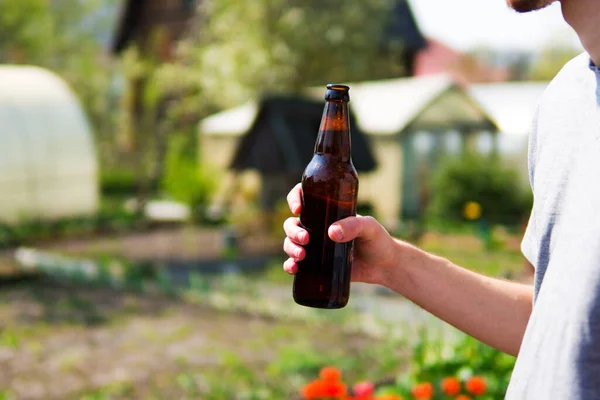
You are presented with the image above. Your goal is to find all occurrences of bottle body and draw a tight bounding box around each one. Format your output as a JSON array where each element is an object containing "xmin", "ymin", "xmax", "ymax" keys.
[
  {"xmin": 293, "ymin": 155, "xmax": 358, "ymax": 308},
  {"xmin": 292, "ymin": 84, "xmax": 358, "ymax": 309}
]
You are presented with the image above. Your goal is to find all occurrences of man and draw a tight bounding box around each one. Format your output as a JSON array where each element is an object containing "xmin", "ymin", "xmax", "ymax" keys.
[{"xmin": 282, "ymin": 0, "xmax": 600, "ymax": 397}]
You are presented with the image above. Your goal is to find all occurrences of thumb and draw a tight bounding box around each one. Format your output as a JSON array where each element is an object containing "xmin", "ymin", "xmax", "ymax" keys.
[{"xmin": 328, "ymin": 215, "xmax": 378, "ymax": 243}]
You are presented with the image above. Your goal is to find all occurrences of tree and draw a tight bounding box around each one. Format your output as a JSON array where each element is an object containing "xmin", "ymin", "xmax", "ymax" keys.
[
  {"xmin": 183, "ymin": 0, "xmax": 405, "ymax": 109},
  {"xmin": 0, "ymin": 0, "xmax": 119, "ymax": 166},
  {"xmin": 528, "ymin": 45, "xmax": 581, "ymax": 81},
  {"xmin": 113, "ymin": 0, "xmax": 411, "ymax": 206},
  {"xmin": 0, "ymin": 0, "xmax": 52, "ymax": 63}
]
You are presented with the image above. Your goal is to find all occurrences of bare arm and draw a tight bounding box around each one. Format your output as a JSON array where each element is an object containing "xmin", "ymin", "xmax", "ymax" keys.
[
  {"xmin": 383, "ymin": 239, "xmax": 532, "ymax": 356},
  {"xmin": 283, "ymin": 184, "xmax": 533, "ymax": 357}
]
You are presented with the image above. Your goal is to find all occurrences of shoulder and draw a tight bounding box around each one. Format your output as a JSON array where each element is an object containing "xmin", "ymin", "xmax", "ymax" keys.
[
  {"xmin": 539, "ymin": 52, "xmax": 591, "ymax": 102},
  {"xmin": 527, "ymin": 53, "xmax": 590, "ymax": 185}
]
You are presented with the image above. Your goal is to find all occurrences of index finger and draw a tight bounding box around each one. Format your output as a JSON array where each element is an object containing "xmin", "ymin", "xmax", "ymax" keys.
[{"xmin": 286, "ymin": 183, "xmax": 302, "ymax": 215}]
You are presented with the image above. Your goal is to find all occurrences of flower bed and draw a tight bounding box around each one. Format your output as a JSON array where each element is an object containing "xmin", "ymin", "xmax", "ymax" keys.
[{"xmin": 300, "ymin": 334, "xmax": 514, "ymax": 400}]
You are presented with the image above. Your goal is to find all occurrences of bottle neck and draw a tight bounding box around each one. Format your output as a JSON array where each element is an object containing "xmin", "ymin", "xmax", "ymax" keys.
[{"xmin": 314, "ymin": 100, "xmax": 352, "ymax": 161}]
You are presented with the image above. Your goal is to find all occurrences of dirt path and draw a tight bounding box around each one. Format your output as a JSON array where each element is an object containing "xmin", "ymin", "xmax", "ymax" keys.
[
  {"xmin": 1, "ymin": 227, "xmax": 281, "ymax": 275},
  {"xmin": 0, "ymin": 280, "xmax": 370, "ymax": 399}
]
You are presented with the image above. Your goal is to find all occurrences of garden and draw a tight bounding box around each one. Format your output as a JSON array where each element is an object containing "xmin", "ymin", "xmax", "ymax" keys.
[
  {"xmin": 0, "ymin": 1, "xmax": 541, "ymax": 399},
  {"xmin": 0, "ymin": 222, "xmax": 525, "ymax": 399}
]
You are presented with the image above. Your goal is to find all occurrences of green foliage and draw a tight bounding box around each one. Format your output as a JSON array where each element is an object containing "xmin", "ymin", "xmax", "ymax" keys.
[
  {"xmin": 427, "ymin": 153, "xmax": 532, "ymax": 226},
  {"xmin": 185, "ymin": 0, "xmax": 404, "ymax": 109},
  {"xmin": 161, "ymin": 136, "xmax": 218, "ymax": 220},
  {"xmin": 0, "ymin": 0, "xmax": 52, "ymax": 63},
  {"xmin": 0, "ymin": 0, "xmax": 119, "ymax": 150},
  {"xmin": 2, "ymin": 263, "xmax": 520, "ymax": 399},
  {"xmin": 528, "ymin": 40, "xmax": 580, "ymax": 81},
  {"xmin": 400, "ymin": 333, "xmax": 514, "ymax": 399},
  {"xmin": 0, "ymin": 330, "xmax": 20, "ymax": 349},
  {"xmin": 0, "ymin": 391, "xmax": 15, "ymax": 400},
  {"xmin": 0, "ymin": 207, "xmax": 142, "ymax": 249},
  {"xmin": 101, "ymin": 169, "xmax": 139, "ymax": 196},
  {"xmin": 0, "ymin": 0, "xmax": 418, "ymax": 215}
]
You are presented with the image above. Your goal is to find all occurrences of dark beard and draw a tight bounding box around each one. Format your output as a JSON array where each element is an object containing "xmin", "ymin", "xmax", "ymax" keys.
[{"xmin": 507, "ymin": 0, "xmax": 556, "ymax": 13}]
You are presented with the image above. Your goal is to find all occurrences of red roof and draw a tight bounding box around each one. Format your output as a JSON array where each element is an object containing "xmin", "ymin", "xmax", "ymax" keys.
[
  {"xmin": 414, "ymin": 38, "xmax": 508, "ymax": 84},
  {"xmin": 415, "ymin": 39, "xmax": 461, "ymax": 76}
]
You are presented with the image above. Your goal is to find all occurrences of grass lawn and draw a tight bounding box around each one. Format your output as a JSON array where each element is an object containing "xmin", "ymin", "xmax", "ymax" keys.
[
  {"xmin": 0, "ymin": 279, "xmax": 409, "ymax": 400},
  {"xmin": 0, "ymin": 231, "xmax": 523, "ymax": 399},
  {"xmin": 419, "ymin": 231, "xmax": 527, "ymax": 279}
]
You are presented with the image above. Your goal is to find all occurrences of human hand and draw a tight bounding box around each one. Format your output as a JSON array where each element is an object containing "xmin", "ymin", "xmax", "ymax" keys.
[{"xmin": 282, "ymin": 183, "xmax": 398, "ymax": 284}]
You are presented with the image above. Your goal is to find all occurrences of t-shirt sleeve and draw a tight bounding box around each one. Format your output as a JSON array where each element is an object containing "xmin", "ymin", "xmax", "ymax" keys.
[
  {"xmin": 521, "ymin": 210, "xmax": 538, "ymax": 267},
  {"xmin": 521, "ymin": 105, "xmax": 540, "ymax": 268}
]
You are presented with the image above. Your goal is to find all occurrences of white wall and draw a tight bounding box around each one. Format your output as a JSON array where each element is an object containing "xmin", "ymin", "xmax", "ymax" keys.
[{"xmin": 358, "ymin": 136, "xmax": 403, "ymax": 230}]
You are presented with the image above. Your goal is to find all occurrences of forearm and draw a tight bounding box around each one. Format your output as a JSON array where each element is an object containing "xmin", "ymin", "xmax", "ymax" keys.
[{"xmin": 380, "ymin": 239, "xmax": 533, "ymax": 357}]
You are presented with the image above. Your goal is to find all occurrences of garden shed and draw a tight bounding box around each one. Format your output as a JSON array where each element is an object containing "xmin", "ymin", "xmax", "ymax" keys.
[
  {"xmin": 201, "ymin": 95, "xmax": 376, "ymax": 211},
  {"xmin": 344, "ymin": 74, "xmax": 499, "ymax": 227},
  {"xmin": 200, "ymin": 74, "xmax": 499, "ymax": 229},
  {"xmin": 0, "ymin": 66, "xmax": 99, "ymax": 224}
]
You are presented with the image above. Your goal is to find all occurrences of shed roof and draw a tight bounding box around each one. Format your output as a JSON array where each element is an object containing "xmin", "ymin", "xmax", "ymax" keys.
[
  {"xmin": 469, "ymin": 82, "xmax": 548, "ymax": 134},
  {"xmin": 112, "ymin": 0, "xmax": 197, "ymax": 53},
  {"xmin": 386, "ymin": 0, "xmax": 426, "ymax": 51},
  {"xmin": 228, "ymin": 95, "xmax": 376, "ymax": 174},
  {"xmin": 335, "ymin": 74, "xmax": 469, "ymax": 135},
  {"xmin": 201, "ymin": 74, "xmax": 498, "ymax": 137},
  {"xmin": 201, "ymin": 101, "xmax": 258, "ymax": 136}
]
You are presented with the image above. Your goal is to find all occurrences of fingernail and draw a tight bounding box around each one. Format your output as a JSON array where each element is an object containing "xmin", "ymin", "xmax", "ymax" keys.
[
  {"xmin": 298, "ymin": 231, "xmax": 307, "ymax": 244},
  {"xmin": 330, "ymin": 225, "xmax": 343, "ymax": 241},
  {"xmin": 295, "ymin": 248, "xmax": 302, "ymax": 258},
  {"xmin": 291, "ymin": 202, "xmax": 300, "ymax": 212}
]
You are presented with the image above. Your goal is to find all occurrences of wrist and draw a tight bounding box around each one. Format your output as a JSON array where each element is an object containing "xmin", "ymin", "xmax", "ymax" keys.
[{"xmin": 376, "ymin": 239, "xmax": 446, "ymax": 290}]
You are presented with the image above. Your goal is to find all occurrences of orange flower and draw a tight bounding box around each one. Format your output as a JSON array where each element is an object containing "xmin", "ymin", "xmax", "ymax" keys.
[
  {"xmin": 465, "ymin": 376, "xmax": 487, "ymax": 396},
  {"xmin": 456, "ymin": 395, "xmax": 472, "ymax": 400},
  {"xmin": 322, "ymin": 380, "xmax": 347, "ymax": 398},
  {"xmin": 440, "ymin": 376, "xmax": 461, "ymax": 396},
  {"xmin": 411, "ymin": 382, "xmax": 434, "ymax": 399},
  {"xmin": 302, "ymin": 379, "xmax": 327, "ymax": 399},
  {"xmin": 375, "ymin": 395, "xmax": 403, "ymax": 400},
  {"xmin": 320, "ymin": 366, "xmax": 342, "ymax": 382}
]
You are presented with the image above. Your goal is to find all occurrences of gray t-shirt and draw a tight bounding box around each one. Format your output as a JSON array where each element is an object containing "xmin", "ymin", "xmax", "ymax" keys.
[{"xmin": 506, "ymin": 53, "xmax": 600, "ymax": 399}]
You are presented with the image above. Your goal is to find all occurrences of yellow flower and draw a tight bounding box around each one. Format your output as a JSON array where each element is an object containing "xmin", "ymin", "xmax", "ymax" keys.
[{"xmin": 463, "ymin": 201, "xmax": 482, "ymax": 220}]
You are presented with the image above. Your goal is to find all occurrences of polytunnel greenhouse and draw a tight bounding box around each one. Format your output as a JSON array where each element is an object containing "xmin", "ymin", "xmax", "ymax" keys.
[{"xmin": 0, "ymin": 66, "xmax": 98, "ymax": 224}]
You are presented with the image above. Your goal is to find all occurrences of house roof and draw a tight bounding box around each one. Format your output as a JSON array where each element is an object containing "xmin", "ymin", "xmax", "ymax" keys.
[
  {"xmin": 469, "ymin": 82, "xmax": 548, "ymax": 134},
  {"xmin": 414, "ymin": 38, "xmax": 461, "ymax": 76},
  {"xmin": 386, "ymin": 0, "xmax": 426, "ymax": 51},
  {"xmin": 414, "ymin": 38, "xmax": 509, "ymax": 84},
  {"xmin": 226, "ymin": 95, "xmax": 376, "ymax": 174},
  {"xmin": 111, "ymin": 0, "xmax": 197, "ymax": 53},
  {"xmin": 112, "ymin": 0, "xmax": 144, "ymax": 53},
  {"xmin": 201, "ymin": 74, "xmax": 498, "ymax": 138},
  {"xmin": 335, "ymin": 74, "xmax": 461, "ymax": 135}
]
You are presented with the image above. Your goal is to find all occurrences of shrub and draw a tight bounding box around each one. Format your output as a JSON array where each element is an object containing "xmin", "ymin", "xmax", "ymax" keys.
[
  {"xmin": 100, "ymin": 169, "xmax": 139, "ymax": 197},
  {"xmin": 160, "ymin": 137, "xmax": 218, "ymax": 222},
  {"xmin": 427, "ymin": 153, "xmax": 532, "ymax": 227}
]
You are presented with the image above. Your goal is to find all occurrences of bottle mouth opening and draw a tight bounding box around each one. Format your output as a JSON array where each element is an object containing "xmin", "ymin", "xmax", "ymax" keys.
[
  {"xmin": 325, "ymin": 84, "xmax": 350, "ymax": 101},
  {"xmin": 326, "ymin": 84, "xmax": 349, "ymax": 91}
]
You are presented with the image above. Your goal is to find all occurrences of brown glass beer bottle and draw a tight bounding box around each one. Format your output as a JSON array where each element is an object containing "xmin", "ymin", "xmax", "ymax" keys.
[{"xmin": 293, "ymin": 84, "xmax": 358, "ymax": 309}]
